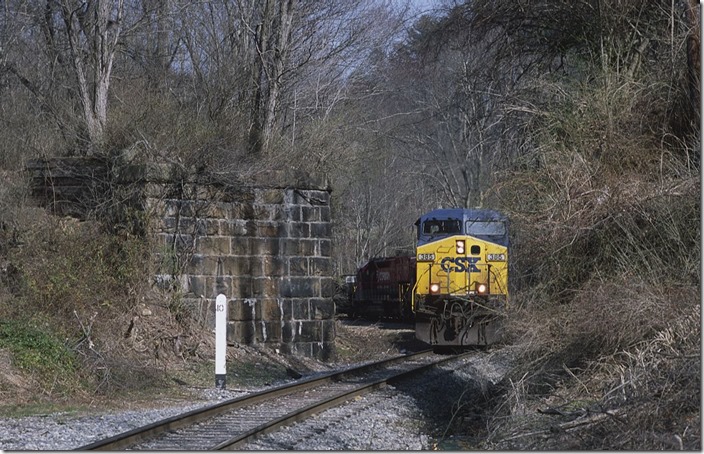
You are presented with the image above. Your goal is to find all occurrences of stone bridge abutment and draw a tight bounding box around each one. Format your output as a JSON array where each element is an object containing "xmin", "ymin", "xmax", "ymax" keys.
[{"xmin": 28, "ymin": 158, "xmax": 336, "ymax": 360}]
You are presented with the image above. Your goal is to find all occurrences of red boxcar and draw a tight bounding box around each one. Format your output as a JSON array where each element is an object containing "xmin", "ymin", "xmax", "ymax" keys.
[{"xmin": 350, "ymin": 256, "xmax": 416, "ymax": 321}]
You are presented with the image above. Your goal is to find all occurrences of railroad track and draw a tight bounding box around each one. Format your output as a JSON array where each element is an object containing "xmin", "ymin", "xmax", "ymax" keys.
[{"xmin": 77, "ymin": 349, "xmax": 475, "ymax": 451}]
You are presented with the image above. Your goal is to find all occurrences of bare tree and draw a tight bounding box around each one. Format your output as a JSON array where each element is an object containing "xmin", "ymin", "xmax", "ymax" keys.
[
  {"xmin": 123, "ymin": 0, "xmax": 181, "ymax": 92},
  {"xmin": 58, "ymin": 0, "xmax": 124, "ymax": 151},
  {"xmin": 0, "ymin": 0, "xmax": 83, "ymax": 156},
  {"xmin": 377, "ymin": 12, "xmax": 519, "ymax": 209},
  {"xmin": 332, "ymin": 151, "xmax": 421, "ymax": 273},
  {"xmin": 171, "ymin": 0, "xmax": 404, "ymax": 159},
  {"xmin": 246, "ymin": 0, "xmax": 295, "ymax": 154}
]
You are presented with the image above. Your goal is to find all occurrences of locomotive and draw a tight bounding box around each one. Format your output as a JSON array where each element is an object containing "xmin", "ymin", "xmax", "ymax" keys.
[
  {"xmin": 412, "ymin": 208, "xmax": 509, "ymax": 346},
  {"xmin": 348, "ymin": 255, "xmax": 416, "ymax": 321}
]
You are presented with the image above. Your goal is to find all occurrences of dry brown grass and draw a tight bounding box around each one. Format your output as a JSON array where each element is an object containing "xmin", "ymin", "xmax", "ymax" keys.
[
  {"xmin": 491, "ymin": 177, "xmax": 701, "ymax": 447},
  {"xmin": 0, "ymin": 180, "xmax": 216, "ymax": 401},
  {"xmin": 480, "ymin": 59, "xmax": 701, "ymax": 449},
  {"xmin": 484, "ymin": 301, "xmax": 700, "ymax": 450}
]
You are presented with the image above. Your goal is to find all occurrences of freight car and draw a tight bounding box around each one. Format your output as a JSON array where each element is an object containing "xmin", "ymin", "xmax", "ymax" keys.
[
  {"xmin": 412, "ymin": 208, "xmax": 509, "ymax": 346},
  {"xmin": 349, "ymin": 255, "xmax": 416, "ymax": 322}
]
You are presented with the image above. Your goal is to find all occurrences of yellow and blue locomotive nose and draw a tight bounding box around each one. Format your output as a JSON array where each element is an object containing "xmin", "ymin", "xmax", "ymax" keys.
[
  {"xmin": 419, "ymin": 237, "xmax": 493, "ymax": 297},
  {"xmin": 412, "ymin": 208, "xmax": 509, "ymax": 346}
]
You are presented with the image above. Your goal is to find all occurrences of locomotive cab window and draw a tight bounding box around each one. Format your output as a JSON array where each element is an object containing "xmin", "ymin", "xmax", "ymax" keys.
[
  {"xmin": 465, "ymin": 220, "xmax": 506, "ymax": 237},
  {"xmin": 422, "ymin": 219, "xmax": 461, "ymax": 236}
]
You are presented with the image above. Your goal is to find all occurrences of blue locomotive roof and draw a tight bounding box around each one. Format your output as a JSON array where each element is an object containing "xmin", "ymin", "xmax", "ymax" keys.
[
  {"xmin": 418, "ymin": 208, "xmax": 506, "ymax": 223},
  {"xmin": 415, "ymin": 208, "xmax": 509, "ymax": 246}
]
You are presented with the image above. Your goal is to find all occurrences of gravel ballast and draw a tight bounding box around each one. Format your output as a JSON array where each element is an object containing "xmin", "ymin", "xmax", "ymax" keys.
[
  {"xmin": 0, "ymin": 351, "xmax": 513, "ymax": 451},
  {"xmin": 0, "ymin": 389, "xmax": 248, "ymax": 451},
  {"xmin": 0, "ymin": 385, "xmax": 429, "ymax": 451}
]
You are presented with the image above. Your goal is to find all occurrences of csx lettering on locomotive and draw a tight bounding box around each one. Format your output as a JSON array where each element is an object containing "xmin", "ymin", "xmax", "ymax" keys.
[{"xmin": 440, "ymin": 256, "xmax": 480, "ymax": 273}]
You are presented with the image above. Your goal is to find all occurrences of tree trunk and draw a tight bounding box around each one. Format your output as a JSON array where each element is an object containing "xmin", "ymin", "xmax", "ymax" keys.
[
  {"xmin": 248, "ymin": 0, "xmax": 296, "ymax": 155},
  {"xmin": 61, "ymin": 0, "xmax": 123, "ymax": 153}
]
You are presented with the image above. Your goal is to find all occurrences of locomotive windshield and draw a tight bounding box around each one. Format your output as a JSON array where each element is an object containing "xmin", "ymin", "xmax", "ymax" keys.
[
  {"xmin": 466, "ymin": 220, "xmax": 506, "ymax": 237},
  {"xmin": 415, "ymin": 208, "xmax": 509, "ymax": 246},
  {"xmin": 422, "ymin": 219, "xmax": 461, "ymax": 235}
]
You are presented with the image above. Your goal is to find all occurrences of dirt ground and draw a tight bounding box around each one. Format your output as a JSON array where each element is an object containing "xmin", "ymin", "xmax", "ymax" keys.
[
  {"xmin": 218, "ymin": 318, "xmax": 430, "ymax": 385},
  {"xmin": 333, "ymin": 319, "xmax": 429, "ymax": 361},
  {"xmin": 0, "ymin": 317, "xmax": 428, "ymax": 415}
]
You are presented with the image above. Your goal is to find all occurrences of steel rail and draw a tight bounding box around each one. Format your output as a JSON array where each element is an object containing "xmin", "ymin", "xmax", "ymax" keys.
[
  {"xmin": 77, "ymin": 349, "xmax": 435, "ymax": 451},
  {"xmin": 214, "ymin": 350, "xmax": 474, "ymax": 450}
]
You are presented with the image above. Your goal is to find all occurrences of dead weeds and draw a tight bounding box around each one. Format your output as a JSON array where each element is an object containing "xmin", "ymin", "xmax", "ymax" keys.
[{"xmin": 469, "ymin": 291, "xmax": 701, "ymax": 450}]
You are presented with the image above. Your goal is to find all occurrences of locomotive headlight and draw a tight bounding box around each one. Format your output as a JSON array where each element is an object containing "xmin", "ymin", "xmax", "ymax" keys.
[
  {"xmin": 456, "ymin": 240, "xmax": 465, "ymax": 254},
  {"xmin": 430, "ymin": 283, "xmax": 441, "ymax": 294},
  {"xmin": 476, "ymin": 283, "xmax": 488, "ymax": 294}
]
